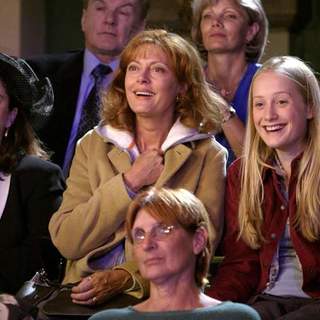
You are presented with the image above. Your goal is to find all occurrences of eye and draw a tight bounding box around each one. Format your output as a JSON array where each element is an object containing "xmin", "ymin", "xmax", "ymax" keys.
[
  {"xmin": 132, "ymin": 229, "xmax": 145, "ymax": 242},
  {"xmin": 151, "ymin": 65, "xmax": 166, "ymax": 74},
  {"xmin": 127, "ymin": 64, "xmax": 139, "ymax": 72},
  {"xmin": 201, "ymin": 13, "xmax": 212, "ymax": 20},
  {"xmin": 277, "ymin": 99, "xmax": 288, "ymax": 106},
  {"xmin": 94, "ymin": 4, "xmax": 105, "ymax": 12},
  {"xmin": 253, "ymin": 100, "xmax": 264, "ymax": 109},
  {"xmin": 156, "ymin": 224, "xmax": 174, "ymax": 236},
  {"xmin": 224, "ymin": 12, "xmax": 238, "ymax": 20},
  {"xmin": 119, "ymin": 8, "xmax": 132, "ymax": 16}
]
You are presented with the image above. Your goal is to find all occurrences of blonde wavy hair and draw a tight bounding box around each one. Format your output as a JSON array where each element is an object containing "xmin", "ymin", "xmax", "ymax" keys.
[
  {"xmin": 191, "ymin": 0, "xmax": 268, "ymax": 62},
  {"xmin": 239, "ymin": 56, "xmax": 320, "ymax": 249},
  {"xmin": 101, "ymin": 29, "xmax": 227, "ymax": 133}
]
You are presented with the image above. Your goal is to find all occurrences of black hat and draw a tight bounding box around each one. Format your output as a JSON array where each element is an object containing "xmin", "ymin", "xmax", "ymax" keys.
[{"xmin": 0, "ymin": 52, "xmax": 53, "ymax": 130}]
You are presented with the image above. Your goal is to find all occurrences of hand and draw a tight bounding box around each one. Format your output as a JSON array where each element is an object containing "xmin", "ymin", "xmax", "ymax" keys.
[
  {"xmin": 71, "ymin": 269, "xmax": 133, "ymax": 305},
  {"xmin": 124, "ymin": 149, "xmax": 164, "ymax": 192},
  {"xmin": 0, "ymin": 294, "xmax": 18, "ymax": 305}
]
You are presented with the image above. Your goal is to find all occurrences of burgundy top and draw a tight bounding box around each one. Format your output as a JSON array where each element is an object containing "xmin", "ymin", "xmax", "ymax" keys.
[{"xmin": 207, "ymin": 156, "xmax": 320, "ymax": 302}]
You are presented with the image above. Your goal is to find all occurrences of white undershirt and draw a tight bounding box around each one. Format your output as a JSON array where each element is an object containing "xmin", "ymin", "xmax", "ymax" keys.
[{"xmin": 0, "ymin": 172, "xmax": 11, "ymax": 219}]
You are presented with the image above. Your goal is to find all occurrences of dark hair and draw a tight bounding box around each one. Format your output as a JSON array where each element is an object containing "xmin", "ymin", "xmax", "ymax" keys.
[
  {"xmin": 0, "ymin": 75, "xmax": 48, "ymax": 174},
  {"xmin": 126, "ymin": 187, "xmax": 213, "ymax": 288},
  {"xmin": 82, "ymin": 0, "xmax": 150, "ymax": 21}
]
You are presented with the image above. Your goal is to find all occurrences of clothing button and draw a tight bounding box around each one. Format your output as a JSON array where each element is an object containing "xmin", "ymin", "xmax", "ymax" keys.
[
  {"xmin": 270, "ymin": 233, "xmax": 276, "ymax": 240},
  {"xmin": 280, "ymin": 205, "xmax": 286, "ymax": 210}
]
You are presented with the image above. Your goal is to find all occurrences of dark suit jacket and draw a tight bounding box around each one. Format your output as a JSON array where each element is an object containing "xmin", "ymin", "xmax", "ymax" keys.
[
  {"xmin": 0, "ymin": 155, "xmax": 65, "ymax": 294},
  {"xmin": 27, "ymin": 51, "xmax": 84, "ymax": 167}
]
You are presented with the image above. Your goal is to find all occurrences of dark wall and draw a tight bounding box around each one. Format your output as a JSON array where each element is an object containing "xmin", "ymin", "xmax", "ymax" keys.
[
  {"xmin": 290, "ymin": 0, "xmax": 320, "ymax": 72},
  {"xmin": 45, "ymin": 0, "xmax": 83, "ymax": 53}
]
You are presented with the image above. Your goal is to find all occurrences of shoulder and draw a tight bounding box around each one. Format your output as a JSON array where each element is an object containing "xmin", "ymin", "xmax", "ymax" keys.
[
  {"xmin": 26, "ymin": 50, "xmax": 83, "ymax": 76},
  {"xmin": 194, "ymin": 137, "xmax": 228, "ymax": 159},
  {"xmin": 14, "ymin": 155, "xmax": 64, "ymax": 178},
  {"xmin": 210, "ymin": 301, "xmax": 260, "ymax": 319},
  {"xmin": 89, "ymin": 307, "xmax": 134, "ymax": 320}
]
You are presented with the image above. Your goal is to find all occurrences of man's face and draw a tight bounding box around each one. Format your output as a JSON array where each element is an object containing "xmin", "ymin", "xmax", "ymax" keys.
[{"xmin": 81, "ymin": 0, "xmax": 145, "ymax": 62}]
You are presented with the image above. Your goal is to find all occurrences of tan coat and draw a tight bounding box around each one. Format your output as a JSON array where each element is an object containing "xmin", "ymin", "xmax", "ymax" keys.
[{"xmin": 49, "ymin": 129, "xmax": 227, "ymax": 297}]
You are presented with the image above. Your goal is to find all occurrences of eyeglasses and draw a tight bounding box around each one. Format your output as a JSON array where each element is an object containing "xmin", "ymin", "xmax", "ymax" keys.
[{"xmin": 131, "ymin": 224, "xmax": 176, "ymax": 245}]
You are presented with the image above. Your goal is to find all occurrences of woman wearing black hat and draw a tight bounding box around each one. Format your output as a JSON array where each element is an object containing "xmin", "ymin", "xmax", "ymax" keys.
[{"xmin": 0, "ymin": 53, "xmax": 65, "ymax": 295}]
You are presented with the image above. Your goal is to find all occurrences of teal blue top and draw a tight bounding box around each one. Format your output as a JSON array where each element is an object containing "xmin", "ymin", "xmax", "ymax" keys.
[{"xmin": 89, "ymin": 301, "xmax": 260, "ymax": 320}]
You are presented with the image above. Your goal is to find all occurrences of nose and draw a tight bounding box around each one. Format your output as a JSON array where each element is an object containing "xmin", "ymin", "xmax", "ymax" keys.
[
  {"xmin": 263, "ymin": 101, "xmax": 278, "ymax": 121},
  {"xmin": 137, "ymin": 68, "xmax": 151, "ymax": 84},
  {"xmin": 141, "ymin": 232, "xmax": 156, "ymax": 251},
  {"xmin": 210, "ymin": 14, "xmax": 223, "ymax": 27},
  {"xmin": 104, "ymin": 10, "xmax": 116, "ymax": 25}
]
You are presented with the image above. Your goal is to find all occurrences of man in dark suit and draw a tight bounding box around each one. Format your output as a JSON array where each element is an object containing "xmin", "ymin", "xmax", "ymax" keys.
[{"xmin": 28, "ymin": 0, "xmax": 149, "ymax": 175}]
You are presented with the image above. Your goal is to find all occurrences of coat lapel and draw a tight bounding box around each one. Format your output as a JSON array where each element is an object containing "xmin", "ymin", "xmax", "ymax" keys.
[
  {"xmin": 156, "ymin": 144, "xmax": 192, "ymax": 187},
  {"xmin": 107, "ymin": 147, "xmax": 132, "ymax": 173}
]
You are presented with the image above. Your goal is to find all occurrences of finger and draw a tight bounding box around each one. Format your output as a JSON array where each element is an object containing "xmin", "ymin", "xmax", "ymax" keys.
[
  {"xmin": 71, "ymin": 287, "xmax": 96, "ymax": 302},
  {"xmin": 71, "ymin": 276, "xmax": 93, "ymax": 293}
]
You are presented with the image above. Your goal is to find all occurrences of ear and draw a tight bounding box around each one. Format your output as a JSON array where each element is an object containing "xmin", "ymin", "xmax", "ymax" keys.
[
  {"xmin": 6, "ymin": 108, "xmax": 17, "ymax": 128},
  {"xmin": 246, "ymin": 22, "xmax": 260, "ymax": 43},
  {"xmin": 178, "ymin": 83, "xmax": 188, "ymax": 96},
  {"xmin": 81, "ymin": 9, "xmax": 87, "ymax": 33},
  {"xmin": 306, "ymin": 104, "xmax": 314, "ymax": 120},
  {"xmin": 192, "ymin": 226, "xmax": 208, "ymax": 255}
]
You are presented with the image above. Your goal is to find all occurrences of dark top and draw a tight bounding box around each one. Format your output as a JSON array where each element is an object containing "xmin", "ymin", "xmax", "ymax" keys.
[
  {"xmin": 0, "ymin": 155, "xmax": 65, "ymax": 293},
  {"xmin": 207, "ymin": 156, "xmax": 320, "ymax": 302}
]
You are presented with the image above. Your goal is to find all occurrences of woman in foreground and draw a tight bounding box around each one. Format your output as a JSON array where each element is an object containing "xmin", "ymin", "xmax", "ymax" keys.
[{"xmin": 90, "ymin": 187, "xmax": 260, "ymax": 320}]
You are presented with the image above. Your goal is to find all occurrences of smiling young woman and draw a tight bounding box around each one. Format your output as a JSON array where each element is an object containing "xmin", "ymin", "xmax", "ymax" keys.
[{"xmin": 208, "ymin": 56, "xmax": 320, "ymax": 320}]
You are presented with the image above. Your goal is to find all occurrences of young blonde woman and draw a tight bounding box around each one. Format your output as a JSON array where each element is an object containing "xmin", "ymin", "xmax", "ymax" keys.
[{"xmin": 208, "ymin": 56, "xmax": 320, "ymax": 319}]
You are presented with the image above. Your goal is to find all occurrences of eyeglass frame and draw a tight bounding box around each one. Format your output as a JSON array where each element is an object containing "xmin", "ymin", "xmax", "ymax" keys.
[{"xmin": 131, "ymin": 223, "xmax": 176, "ymax": 245}]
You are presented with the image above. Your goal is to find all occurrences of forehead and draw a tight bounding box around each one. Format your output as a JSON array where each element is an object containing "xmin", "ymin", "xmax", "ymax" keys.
[
  {"xmin": 202, "ymin": 0, "xmax": 245, "ymax": 14},
  {"xmin": 133, "ymin": 209, "xmax": 159, "ymax": 229},
  {"xmin": 130, "ymin": 44, "xmax": 170, "ymax": 63},
  {"xmin": 253, "ymin": 71, "xmax": 303, "ymax": 96},
  {"xmin": 89, "ymin": 0, "xmax": 138, "ymax": 9}
]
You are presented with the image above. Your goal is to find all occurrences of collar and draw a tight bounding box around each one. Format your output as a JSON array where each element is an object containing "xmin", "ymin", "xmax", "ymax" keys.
[
  {"xmin": 83, "ymin": 49, "xmax": 119, "ymax": 78},
  {"xmin": 95, "ymin": 118, "xmax": 213, "ymax": 159}
]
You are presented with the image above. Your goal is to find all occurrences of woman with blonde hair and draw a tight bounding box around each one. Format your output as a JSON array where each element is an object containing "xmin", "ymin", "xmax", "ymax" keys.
[
  {"xmin": 208, "ymin": 56, "xmax": 320, "ymax": 319},
  {"xmin": 191, "ymin": 0, "xmax": 268, "ymax": 164},
  {"xmin": 89, "ymin": 187, "xmax": 260, "ymax": 320},
  {"xmin": 49, "ymin": 29, "xmax": 227, "ymax": 306}
]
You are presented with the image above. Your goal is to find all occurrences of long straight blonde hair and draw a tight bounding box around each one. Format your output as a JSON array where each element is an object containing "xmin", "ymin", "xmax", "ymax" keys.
[{"xmin": 239, "ymin": 56, "xmax": 320, "ymax": 248}]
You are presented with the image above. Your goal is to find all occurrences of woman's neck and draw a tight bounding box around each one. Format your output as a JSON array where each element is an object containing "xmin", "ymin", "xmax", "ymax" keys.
[
  {"xmin": 206, "ymin": 52, "xmax": 248, "ymax": 101},
  {"xmin": 135, "ymin": 117, "xmax": 173, "ymax": 152}
]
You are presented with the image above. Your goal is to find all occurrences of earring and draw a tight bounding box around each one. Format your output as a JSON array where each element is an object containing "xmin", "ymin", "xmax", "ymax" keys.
[{"xmin": 4, "ymin": 127, "xmax": 9, "ymax": 138}]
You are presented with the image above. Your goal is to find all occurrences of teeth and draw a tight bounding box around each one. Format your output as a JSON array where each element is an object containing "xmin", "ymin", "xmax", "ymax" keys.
[
  {"xmin": 265, "ymin": 124, "xmax": 283, "ymax": 131},
  {"xmin": 135, "ymin": 91, "xmax": 154, "ymax": 96}
]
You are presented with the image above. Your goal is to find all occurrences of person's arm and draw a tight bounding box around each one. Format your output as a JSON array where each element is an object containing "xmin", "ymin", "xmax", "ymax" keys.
[
  {"xmin": 221, "ymin": 115, "xmax": 245, "ymax": 157},
  {"xmin": 206, "ymin": 161, "xmax": 260, "ymax": 302},
  {"xmin": 49, "ymin": 136, "xmax": 134, "ymax": 260}
]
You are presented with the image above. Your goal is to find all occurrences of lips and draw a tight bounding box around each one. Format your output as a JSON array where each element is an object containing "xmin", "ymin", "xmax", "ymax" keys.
[
  {"xmin": 263, "ymin": 124, "xmax": 285, "ymax": 132},
  {"xmin": 144, "ymin": 257, "xmax": 162, "ymax": 265},
  {"xmin": 134, "ymin": 90, "xmax": 155, "ymax": 97}
]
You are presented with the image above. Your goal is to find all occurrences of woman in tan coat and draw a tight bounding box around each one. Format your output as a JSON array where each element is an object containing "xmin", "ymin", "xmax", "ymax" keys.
[{"xmin": 49, "ymin": 29, "xmax": 228, "ymax": 306}]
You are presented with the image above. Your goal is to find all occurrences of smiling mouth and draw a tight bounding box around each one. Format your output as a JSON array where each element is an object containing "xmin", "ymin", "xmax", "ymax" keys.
[
  {"xmin": 263, "ymin": 124, "xmax": 285, "ymax": 132},
  {"xmin": 134, "ymin": 91, "xmax": 155, "ymax": 97}
]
